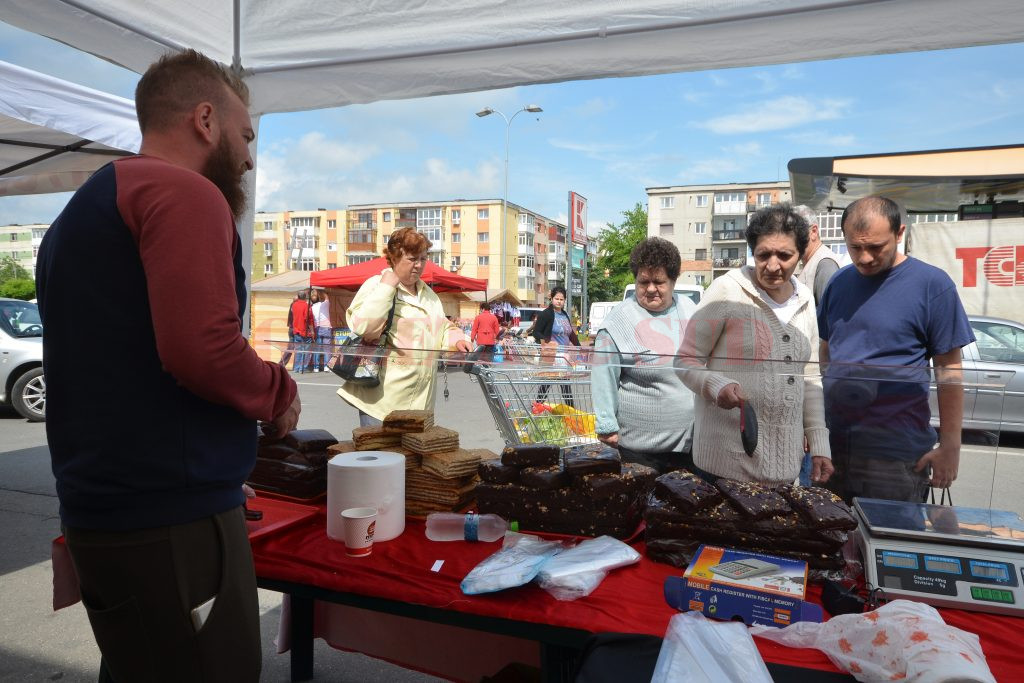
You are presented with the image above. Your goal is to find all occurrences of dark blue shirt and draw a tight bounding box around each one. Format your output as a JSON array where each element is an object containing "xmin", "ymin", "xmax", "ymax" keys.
[{"xmin": 818, "ymin": 257, "xmax": 974, "ymax": 461}]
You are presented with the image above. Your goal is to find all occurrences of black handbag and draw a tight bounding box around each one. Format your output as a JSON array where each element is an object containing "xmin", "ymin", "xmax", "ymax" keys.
[{"xmin": 329, "ymin": 294, "xmax": 397, "ymax": 387}]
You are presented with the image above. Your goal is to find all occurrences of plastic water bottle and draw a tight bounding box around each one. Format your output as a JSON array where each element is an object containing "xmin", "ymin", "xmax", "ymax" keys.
[{"xmin": 425, "ymin": 513, "xmax": 514, "ymax": 542}]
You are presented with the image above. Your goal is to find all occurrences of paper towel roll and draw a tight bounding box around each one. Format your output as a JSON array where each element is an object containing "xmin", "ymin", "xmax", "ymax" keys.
[{"xmin": 327, "ymin": 451, "xmax": 406, "ymax": 542}]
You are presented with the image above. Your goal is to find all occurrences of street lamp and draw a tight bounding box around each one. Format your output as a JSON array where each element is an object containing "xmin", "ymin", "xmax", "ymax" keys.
[{"xmin": 476, "ymin": 104, "xmax": 543, "ymax": 290}]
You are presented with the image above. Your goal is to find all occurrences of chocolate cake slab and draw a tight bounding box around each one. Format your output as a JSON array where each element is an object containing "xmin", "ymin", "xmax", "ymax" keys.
[
  {"xmin": 500, "ymin": 444, "xmax": 560, "ymax": 468},
  {"xmin": 714, "ymin": 478, "xmax": 791, "ymax": 520},
  {"xmin": 778, "ymin": 484, "xmax": 857, "ymax": 530},
  {"xmin": 653, "ymin": 470, "xmax": 722, "ymax": 513}
]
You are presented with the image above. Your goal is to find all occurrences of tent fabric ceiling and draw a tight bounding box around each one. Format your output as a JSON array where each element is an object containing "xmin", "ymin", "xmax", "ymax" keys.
[
  {"xmin": 0, "ymin": 60, "xmax": 140, "ymax": 196},
  {"xmin": 2, "ymin": 1, "xmax": 1023, "ymax": 115}
]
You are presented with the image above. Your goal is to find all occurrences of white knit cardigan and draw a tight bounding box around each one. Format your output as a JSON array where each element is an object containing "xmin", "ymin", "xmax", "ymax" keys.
[{"xmin": 676, "ymin": 267, "xmax": 831, "ymax": 485}]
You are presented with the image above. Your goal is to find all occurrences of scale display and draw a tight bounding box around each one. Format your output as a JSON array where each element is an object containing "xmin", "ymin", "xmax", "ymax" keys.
[{"xmin": 855, "ymin": 499, "xmax": 1024, "ymax": 617}]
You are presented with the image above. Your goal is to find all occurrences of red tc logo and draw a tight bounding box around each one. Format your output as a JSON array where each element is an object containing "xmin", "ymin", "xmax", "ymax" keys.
[{"xmin": 955, "ymin": 246, "xmax": 1024, "ymax": 287}]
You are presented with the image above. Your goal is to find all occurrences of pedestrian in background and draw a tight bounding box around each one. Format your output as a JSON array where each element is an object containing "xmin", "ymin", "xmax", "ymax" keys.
[
  {"xmin": 471, "ymin": 302, "xmax": 501, "ymax": 362},
  {"xmin": 310, "ymin": 289, "xmax": 331, "ymax": 372},
  {"xmin": 35, "ymin": 49, "xmax": 299, "ymax": 682},
  {"xmin": 309, "ymin": 290, "xmax": 329, "ymax": 370},
  {"xmin": 289, "ymin": 289, "xmax": 313, "ymax": 373}
]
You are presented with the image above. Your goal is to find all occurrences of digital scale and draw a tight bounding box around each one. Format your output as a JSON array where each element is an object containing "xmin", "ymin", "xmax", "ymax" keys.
[{"xmin": 855, "ymin": 498, "xmax": 1024, "ymax": 616}]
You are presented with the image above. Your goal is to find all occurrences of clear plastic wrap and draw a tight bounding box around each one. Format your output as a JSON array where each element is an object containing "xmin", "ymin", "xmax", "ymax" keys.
[
  {"xmin": 750, "ymin": 599, "xmax": 996, "ymax": 682},
  {"xmin": 535, "ymin": 535, "xmax": 641, "ymax": 600},
  {"xmin": 459, "ymin": 532, "xmax": 563, "ymax": 595},
  {"xmin": 651, "ymin": 611, "xmax": 773, "ymax": 683}
]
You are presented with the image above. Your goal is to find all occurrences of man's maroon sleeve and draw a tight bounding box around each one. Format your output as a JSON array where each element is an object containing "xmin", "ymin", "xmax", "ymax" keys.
[{"xmin": 117, "ymin": 163, "xmax": 296, "ymax": 421}]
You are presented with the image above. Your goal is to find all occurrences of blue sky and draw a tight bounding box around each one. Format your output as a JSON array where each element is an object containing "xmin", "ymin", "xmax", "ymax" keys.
[{"xmin": 2, "ymin": 20, "xmax": 1022, "ymax": 233}]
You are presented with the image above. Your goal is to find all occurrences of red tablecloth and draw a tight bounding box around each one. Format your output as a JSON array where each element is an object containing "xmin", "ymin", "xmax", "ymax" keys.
[{"xmin": 251, "ymin": 510, "xmax": 1024, "ymax": 681}]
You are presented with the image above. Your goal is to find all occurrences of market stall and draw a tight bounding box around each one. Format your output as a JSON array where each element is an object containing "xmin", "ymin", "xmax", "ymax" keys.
[
  {"xmin": 249, "ymin": 509, "xmax": 1024, "ymax": 682},
  {"xmin": 310, "ymin": 257, "xmax": 487, "ymax": 323}
]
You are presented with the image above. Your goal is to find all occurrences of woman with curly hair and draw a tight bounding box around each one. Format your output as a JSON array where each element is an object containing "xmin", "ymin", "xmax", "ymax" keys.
[
  {"xmin": 592, "ymin": 237, "xmax": 699, "ymax": 472},
  {"xmin": 677, "ymin": 204, "xmax": 833, "ymax": 486},
  {"xmin": 337, "ymin": 227, "xmax": 471, "ymax": 426}
]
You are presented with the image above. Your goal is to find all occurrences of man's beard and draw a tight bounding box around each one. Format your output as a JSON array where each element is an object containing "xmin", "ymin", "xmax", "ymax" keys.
[{"xmin": 201, "ymin": 136, "xmax": 248, "ymax": 220}]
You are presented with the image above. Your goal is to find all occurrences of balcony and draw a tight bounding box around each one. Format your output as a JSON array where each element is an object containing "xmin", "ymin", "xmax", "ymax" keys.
[
  {"xmin": 713, "ymin": 258, "xmax": 746, "ymax": 268},
  {"xmin": 712, "ymin": 201, "xmax": 747, "ymax": 215},
  {"xmin": 518, "ymin": 266, "xmax": 536, "ymax": 277},
  {"xmin": 517, "ymin": 243, "xmax": 534, "ymax": 256},
  {"xmin": 712, "ymin": 230, "xmax": 745, "ymax": 241},
  {"xmin": 346, "ymin": 229, "xmax": 376, "ymax": 252}
]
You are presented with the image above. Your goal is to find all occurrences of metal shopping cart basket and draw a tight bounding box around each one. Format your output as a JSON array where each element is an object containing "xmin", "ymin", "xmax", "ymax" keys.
[{"xmin": 469, "ymin": 345, "xmax": 599, "ymax": 447}]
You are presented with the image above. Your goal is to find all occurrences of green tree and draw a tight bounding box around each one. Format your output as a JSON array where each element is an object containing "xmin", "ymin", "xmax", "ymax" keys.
[
  {"xmin": 0, "ymin": 255, "xmax": 30, "ymax": 282},
  {"xmin": 0, "ymin": 278, "xmax": 35, "ymax": 300},
  {"xmin": 587, "ymin": 202, "xmax": 648, "ymax": 303}
]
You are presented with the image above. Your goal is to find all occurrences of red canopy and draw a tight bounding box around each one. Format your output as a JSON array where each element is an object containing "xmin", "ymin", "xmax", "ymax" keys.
[{"xmin": 309, "ymin": 257, "xmax": 487, "ymax": 293}]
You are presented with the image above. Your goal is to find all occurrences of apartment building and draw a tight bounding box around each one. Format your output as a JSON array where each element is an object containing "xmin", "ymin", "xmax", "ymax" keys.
[
  {"xmin": 0, "ymin": 223, "xmax": 48, "ymax": 277},
  {"xmin": 252, "ymin": 209, "xmax": 343, "ymax": 281},
  {"xmin": 343, "ymin": 199, "xmax": 563, "ymax": 306},
  {"xmin": 646, "ymin": 181, "xmax": 792, "ymax": 285}
]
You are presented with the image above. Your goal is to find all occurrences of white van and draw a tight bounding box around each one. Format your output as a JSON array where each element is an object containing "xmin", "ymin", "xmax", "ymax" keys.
[
  {"xmin": 622, "ymin": 283, "xmax": 703, "ymax": 306},
  {"xmin": 587, "ymin": 301, "xmax": 619, "ymax": 333}
]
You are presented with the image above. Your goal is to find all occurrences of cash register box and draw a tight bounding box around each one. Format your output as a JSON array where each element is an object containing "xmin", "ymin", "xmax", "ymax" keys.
[{"xmin": 664, "ymin": 545, "xmax": 823, "ymax": 628}]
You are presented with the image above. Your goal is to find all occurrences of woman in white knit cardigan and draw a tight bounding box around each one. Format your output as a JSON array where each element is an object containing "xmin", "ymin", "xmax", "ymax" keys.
[{"xmin": 677, "ymin": 205, "xmax": 835, "ymax": 486}]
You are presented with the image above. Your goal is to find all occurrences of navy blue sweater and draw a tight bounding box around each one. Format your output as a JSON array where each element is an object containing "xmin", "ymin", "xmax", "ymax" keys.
[{"xmin": 36, "ymin": 158, "xmax": 295, "ymax": 530}]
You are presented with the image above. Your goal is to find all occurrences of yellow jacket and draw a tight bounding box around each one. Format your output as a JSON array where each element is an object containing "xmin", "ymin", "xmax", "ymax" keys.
[{"xmin": 337, "ymin": 273, "xmax": 467, "ymax": 420}]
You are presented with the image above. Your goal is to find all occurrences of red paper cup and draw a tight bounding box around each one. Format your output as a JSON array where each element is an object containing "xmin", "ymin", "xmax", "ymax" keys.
[{"xmin": 341, "ymin": 507, "xmax": 377, "ymax": 557}]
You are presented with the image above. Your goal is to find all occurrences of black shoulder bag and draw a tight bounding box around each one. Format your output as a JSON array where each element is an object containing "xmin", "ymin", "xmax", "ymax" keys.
[{"xmin": 329, "ymin": 294, "xmax": 398, "ymax": 387}]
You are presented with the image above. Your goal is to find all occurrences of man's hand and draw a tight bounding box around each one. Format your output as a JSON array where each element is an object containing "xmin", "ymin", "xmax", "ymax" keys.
[
  {"xmin": 714, "ymin": 383, "xmax": 744, "ymax": 409},
  {"xmin": 270, "ymin": 394, "xmax": 301, "ymax": 438},
  {"xmin": 915, "ymin": 442, "xmax": 959, "ymax": 489},
  {"xmin": 598, "ymin": 432, "xmax": 619, "ymax": 447},
  {"xmin": 810, "ymin": 456, "xmax": 834, "ymax": 484},
  {"xmin": 455, "ymin": 339, "xmax": 472, "ymax": 352}
]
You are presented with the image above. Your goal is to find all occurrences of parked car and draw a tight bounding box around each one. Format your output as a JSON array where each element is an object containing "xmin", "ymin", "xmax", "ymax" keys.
[
  {"xmin": 929, "ymin": 315, "xmax": 1024, "ymax": 437},
  {"xmin": 587, "ymin": 301, "xmax": 619, "ymax": 334},
  {"xmin": 516, "ymin": 306, "xmax": 546, "ymax": 335},
  {"xmin": 0, "ymin": 297, "xmax": 45, "ymax": 421}
]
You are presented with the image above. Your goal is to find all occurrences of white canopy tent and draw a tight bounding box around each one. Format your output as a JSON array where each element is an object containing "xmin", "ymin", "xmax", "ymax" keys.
[
  {"xmin": 2, "ymin": 1, "xmax": 1023, "ymax": 117},
  {"xmin": 0, "ymin": 59, "xmax": 140, "ymax": 197},
  {"xmin": 2, "ymin": 0, "xmax": 1022, "ymax": 296}
]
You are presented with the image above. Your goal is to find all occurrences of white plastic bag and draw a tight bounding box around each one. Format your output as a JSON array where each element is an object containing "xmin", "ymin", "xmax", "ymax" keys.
[
  {"xmin": 651, "ymin": 611, "xmax": 773, "ymax": 683},
  {"xmin": 460, "ymin": 531, "xmax": 563, "ymax": 595},
  {"xmin": 534, "ymin": 535, "xmax": 640, "ymax": 601},
  {"xmin": 750, "ymin": 600, "xmax": 996, "ymax": 682}
]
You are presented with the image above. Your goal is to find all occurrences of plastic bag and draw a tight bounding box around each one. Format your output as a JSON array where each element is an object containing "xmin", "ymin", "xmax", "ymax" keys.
[
  {"xmin": 460, "ymin": 532, "xmax": 563, "ymax": 595},
  {"xmin": 651, "ymin": 611, "xmax": 773, "ymax": 683},
  {"xmin": 534, "ymin": 535, "xmax": 640, "ymax": 601},
  {"xmin": 750, "ymin": 599, "xmax": 996, "ymax": 682}
]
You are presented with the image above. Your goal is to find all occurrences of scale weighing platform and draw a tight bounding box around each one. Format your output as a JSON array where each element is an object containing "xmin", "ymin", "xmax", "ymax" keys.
[{"xmin": 855, "ymin": 498, "xmax": 1024, "ymax": 616}]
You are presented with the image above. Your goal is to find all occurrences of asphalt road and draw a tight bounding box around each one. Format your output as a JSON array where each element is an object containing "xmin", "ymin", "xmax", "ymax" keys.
[{"xmin": 1, "ymin": 366, "xmax": 1021, "ymax": 681}]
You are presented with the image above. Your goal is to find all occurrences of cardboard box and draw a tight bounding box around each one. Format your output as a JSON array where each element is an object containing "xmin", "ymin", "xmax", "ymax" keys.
[{"xmin": 663, "ymin": 545, "xmax": 823, "ymax": 628}]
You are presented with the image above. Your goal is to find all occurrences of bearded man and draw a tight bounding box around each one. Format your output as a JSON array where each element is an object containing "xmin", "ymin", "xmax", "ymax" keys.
[{"xmin": 36, "ymin": 49, "xmax": 299, "ymax": 682}]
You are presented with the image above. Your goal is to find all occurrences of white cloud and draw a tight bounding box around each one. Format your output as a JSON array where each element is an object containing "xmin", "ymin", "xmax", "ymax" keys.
[
  {"xmin": 572, "ymin": 98, "xmax": 614, "ymax": 117},
  {"xmin": 677, "ymin": 158, "xmax": 744, "ymax": 183},
  {"xmin": 724, "ymin": 142, "xmax": 762, "ymax": 156},
  {"xmin": 695, "ymin": 96, "xmax": 851, "ymax": 134},
  {"xmin": 785, "ymin": 131, "xmax": 856, "ymax": 147}
]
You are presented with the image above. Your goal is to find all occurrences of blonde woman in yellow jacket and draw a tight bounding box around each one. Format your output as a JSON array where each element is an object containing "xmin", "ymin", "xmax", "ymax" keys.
[{"xmin": 338, "ymin": 228, "xmax": 471, "ymax": 425}]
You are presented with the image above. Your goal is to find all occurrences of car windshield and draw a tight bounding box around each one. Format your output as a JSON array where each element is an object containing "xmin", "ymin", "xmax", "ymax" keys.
[{"xmin": 0, "ymin": 300, "xmax": 43, "ymax": 338}]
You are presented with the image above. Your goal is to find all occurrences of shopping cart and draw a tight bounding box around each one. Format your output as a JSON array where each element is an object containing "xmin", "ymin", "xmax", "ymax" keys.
[{"xmin": 469, "ymin": 347, "xmax": 599, "ymax": 447}]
